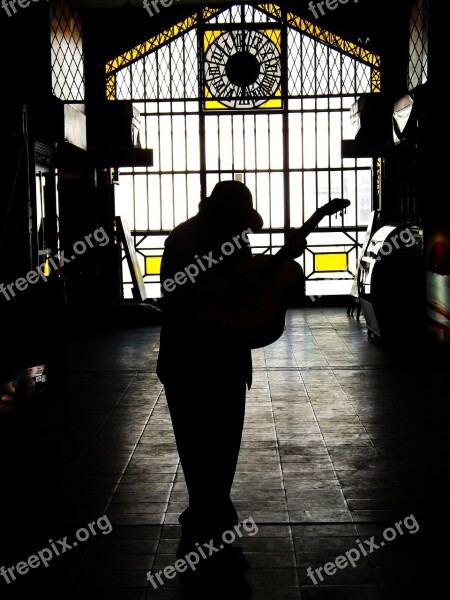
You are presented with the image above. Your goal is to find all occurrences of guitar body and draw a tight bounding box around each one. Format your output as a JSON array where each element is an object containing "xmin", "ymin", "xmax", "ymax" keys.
[
  {"xmin": 196, "ymin": 198, "xmax": 350, "ymax": 350},
  {"xmin": 199, "ymin": 256, "xmax": 305, "ymax": 349}
]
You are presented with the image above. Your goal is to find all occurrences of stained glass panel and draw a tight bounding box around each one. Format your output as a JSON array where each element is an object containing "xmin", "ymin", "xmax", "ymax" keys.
[
  {"xmin": 108, "ymin": 3, "xmax": 379, "ymax": 299},
  {"xmin": 50, "ymin": 0, "xmax": 85, "ymax": 101}
]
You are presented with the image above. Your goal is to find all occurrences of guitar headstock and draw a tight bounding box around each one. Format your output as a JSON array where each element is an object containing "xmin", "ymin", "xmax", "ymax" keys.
[
  {"xmin": 284, "ymin": 198, "xmax": 352, "ymax": 260},
  {"xmin": 320, "ymin": 198, "xmax": 351, "ymax": 217}
]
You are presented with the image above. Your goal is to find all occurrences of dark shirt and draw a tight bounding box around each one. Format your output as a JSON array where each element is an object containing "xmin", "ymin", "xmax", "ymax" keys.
[{"xmin": 156, "ymin": 213, "xmax": 253, "ymax": 388}]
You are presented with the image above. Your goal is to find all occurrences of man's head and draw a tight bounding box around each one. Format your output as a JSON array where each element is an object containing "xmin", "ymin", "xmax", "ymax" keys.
[{"xmin": 199, "ymin": 181, "xmax": 264, "ymax": 233}]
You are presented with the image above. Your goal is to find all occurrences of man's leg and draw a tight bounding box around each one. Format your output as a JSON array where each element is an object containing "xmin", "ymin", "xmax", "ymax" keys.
[{"xmin": 165, "ymin": 375, "xmax": 247, "ymax": 547}]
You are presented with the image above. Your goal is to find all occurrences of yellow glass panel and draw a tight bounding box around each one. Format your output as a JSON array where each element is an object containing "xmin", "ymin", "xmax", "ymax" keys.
[
  {"xmin": 372, "ymin": 69, "xmax": 382, "ymax": 93},
  {"xmin": 204, "ymin": 30, "xmax": 224, "ymax": 52},
  {"xmin": 258, "ymin": 3, "xmax": 282, "ymax": 19},
  {"xmin": 106, "ymin": 75, "xmax": 116, "ymax": 100},
  {"xmin": 205, "ymin": 100, "xmax": 227, "ymax": 110},
  {"xmin": 203, "ymin": 6, "xmax": 221, "ymax": 20},
  {"xmin": 265, "ymin": 29, "xmax": 282, "ymax": 51},
  {"xmin": 146, "ymin": 257, "xmax": 162, "ymax": 275},
  {"xmin": 260, "ymin": 86, "xmax": 282, "ymax": 109},
  {"xmin": 205, "ymin": 86, "xmax": 282, "ymax": 110},
  {"xmin": 376, "ymin": 157, "xmax": 382, "ymax": 195},
  {"xmin": 260, "ymin": 98, "xmax": 282, "ymax": 109},
  {"xmin": 315, "ymin": 253, "xmax": 347, "ymax": 272},
  {"xmin": 204, "ymin": 87, "xmax": 226, "ymax": 110}
]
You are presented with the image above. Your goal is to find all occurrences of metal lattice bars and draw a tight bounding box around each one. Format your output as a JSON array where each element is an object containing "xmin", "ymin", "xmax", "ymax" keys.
[{"xmin": 109, "ymin": 3, "xmax": 378, "ymax": 299}]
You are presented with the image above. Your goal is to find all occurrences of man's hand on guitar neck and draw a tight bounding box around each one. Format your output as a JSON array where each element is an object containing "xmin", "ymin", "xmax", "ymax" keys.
[{"xmin": 285, "ymin": 234, "xmax": 308, "ymax": 260}]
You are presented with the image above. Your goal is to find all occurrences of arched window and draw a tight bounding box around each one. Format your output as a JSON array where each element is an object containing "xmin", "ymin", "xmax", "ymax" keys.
[{"xmin": 106, "ymin": 3, "xmax": 381, "ymax": 299}]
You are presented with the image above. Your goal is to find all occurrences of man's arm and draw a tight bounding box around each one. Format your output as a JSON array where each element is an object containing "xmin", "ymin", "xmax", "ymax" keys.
[{"xmin": 159, "ymin": 235, "xmax": 235, "ymax": 310}]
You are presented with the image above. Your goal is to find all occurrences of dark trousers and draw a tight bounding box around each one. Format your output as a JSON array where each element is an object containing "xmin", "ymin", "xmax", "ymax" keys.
[{"xmin": 164, "ymin": 373, "xmax": 247, "ymax": 542}]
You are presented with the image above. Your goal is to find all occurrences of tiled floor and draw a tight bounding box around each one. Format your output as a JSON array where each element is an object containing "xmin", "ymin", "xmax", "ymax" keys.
[{"xmin": 0, "ymin": 308, "xmax": 448, "ymax": 599}]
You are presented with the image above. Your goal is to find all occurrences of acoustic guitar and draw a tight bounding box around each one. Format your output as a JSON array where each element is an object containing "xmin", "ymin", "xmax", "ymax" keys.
[{"xmin": 198, "ymin": 198, "xmax": 351, "ymax": 349}]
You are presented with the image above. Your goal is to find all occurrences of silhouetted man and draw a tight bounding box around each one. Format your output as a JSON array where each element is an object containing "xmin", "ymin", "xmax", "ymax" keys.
[{"xmin": 157, "ymin": 180, "xmax": 263, "ymax": 569}]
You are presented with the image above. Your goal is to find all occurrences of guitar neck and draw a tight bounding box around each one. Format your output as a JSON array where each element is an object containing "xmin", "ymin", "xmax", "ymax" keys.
[{"xmin": 261, "ymin": 207, "xmax": 328, "ymax": 276}]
